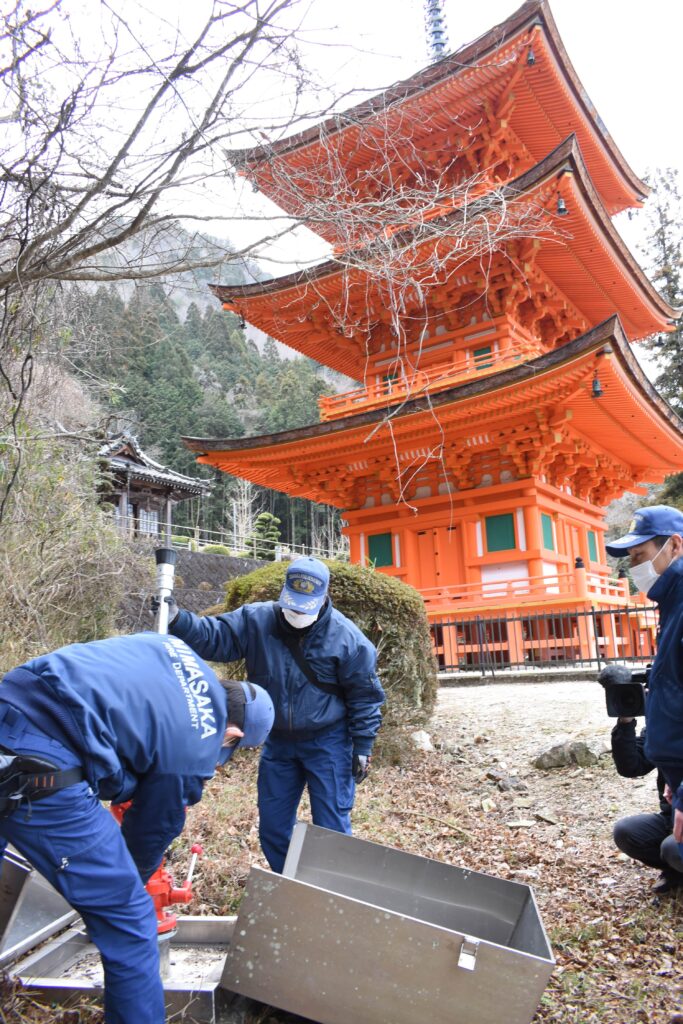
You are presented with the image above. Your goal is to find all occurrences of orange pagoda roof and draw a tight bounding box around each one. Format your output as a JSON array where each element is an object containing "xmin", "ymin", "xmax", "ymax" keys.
[
  {"xmin": 232, "ymin": 0, "xmax": 647, "ymax": 235},
  {"xmin": 182, "ymin": 317, "xmax": 683, "ymax": 510},
  {"xmin": 211, "ymin": 138, "xmax": 675, "ymax": 380}
]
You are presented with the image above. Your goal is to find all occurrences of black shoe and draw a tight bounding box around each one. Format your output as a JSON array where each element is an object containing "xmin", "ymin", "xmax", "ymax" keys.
[{"xmin": 652, "ymin": 872, "xmax": 683, "ymax": 895}]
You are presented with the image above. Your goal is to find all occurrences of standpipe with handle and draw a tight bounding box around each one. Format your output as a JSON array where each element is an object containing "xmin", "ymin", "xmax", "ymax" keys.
[{"xmin": 112, "ymin": 546, "xmax": 204, "ymax": 935}]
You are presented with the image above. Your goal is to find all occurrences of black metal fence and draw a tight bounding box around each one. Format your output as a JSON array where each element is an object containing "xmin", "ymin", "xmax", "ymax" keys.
[{"xmin": 430, "ymin": 604, "xmax": 659, "ymax": 675}]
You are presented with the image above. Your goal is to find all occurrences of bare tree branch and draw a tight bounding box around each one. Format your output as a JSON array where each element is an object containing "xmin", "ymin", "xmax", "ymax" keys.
[{"xmin": 0, "ymin": 0, "xmax": 325, "ymax": 519}]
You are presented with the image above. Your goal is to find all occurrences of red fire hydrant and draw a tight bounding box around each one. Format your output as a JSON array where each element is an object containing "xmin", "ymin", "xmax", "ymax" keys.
[
  {"xmin": 111, "ymin": 802, "xmax": 203, "ymax": 933},
  {"xmin": 144, "ymin": 843, "xmax": 204, "ymax": 933}
]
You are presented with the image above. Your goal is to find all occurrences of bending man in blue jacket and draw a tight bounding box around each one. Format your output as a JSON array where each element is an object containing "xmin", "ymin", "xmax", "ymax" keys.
[
  {"xmin": 0, "ymin": 632, "xmax": 274, "ymax": 1024},
  {"xmin": 168, "ymin": 556, "xmax": 386, "ymax": 873},
  {"xmin": 606, "ymin": 504, "xmax": 683, "ymax": 876}
]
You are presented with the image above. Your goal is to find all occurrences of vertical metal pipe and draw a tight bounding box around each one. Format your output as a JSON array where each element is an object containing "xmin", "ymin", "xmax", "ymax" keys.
[
  {"xmin": 591, "ymin": 608, "xmax": 602, "ymax": 670},
  {"xmin": 164, "ymin": 497, "xmax": 173, "ymax": 545},
  {"xmin": 154, "ymin": 548, "xmax": 177, "ymax": 635}
]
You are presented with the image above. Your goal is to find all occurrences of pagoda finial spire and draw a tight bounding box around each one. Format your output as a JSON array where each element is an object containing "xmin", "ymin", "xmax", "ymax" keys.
[{"xmin": 424, "ymin": 0, "xmax": 449, "ymax": 63}]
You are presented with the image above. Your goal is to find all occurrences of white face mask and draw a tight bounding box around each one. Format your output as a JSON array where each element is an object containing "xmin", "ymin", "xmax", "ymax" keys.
[
  {"xmin": 630, "ymin": 539, "xmax": 671, "ymax": 595},
  {"xmin": 282, "ymin": 608, "xmax": 318, "ymax": 629}
]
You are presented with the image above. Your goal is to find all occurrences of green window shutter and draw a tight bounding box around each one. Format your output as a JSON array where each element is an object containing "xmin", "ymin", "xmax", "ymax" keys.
[
  {"xmin": 485, "ymin": 513, "xmax": 515, "ymax": 552},
  {"xmin": 541, "ymin": 513, "xmax": 554, "ymax": 551},
  {"xmin": 368, "ymin": 532, "xmax": 393, "ymax": 567},
  {"xmin": 587, "ymin": 530, "xmax": 598, "ymax": 562},
  {"xmin": 473, "ymin": 345, "xmax": 493, "ymax": 369}
]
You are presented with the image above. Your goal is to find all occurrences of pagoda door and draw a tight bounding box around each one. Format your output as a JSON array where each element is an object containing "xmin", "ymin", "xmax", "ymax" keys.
[
  {"xmin": 416, "ymin": 529, "xmax": 439, "ymax": 589},
  {"xmin": 415, "ymin": 526, "xmax": 463, "ymax": 590}
]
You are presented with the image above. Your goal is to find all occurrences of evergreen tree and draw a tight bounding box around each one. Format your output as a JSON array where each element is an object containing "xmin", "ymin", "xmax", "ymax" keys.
[
  {"xmin": 642, "ymin": 168, "xmax": 683, "ymax": 507},
  {"xmin": 656, "ymin": 474, "xmax": 683, "ymax": 510},
  {"xmin": 195, "ymin": 306, "xmax": 260, "ymax": 394},
  {"xmin": 247, "ymin": 511, "xmax": 282, "ymax": 559},
  {"xmin": 183, "ymin": 303, "xmax": 206, "ymax": 363},
  {"xmin": 193, "ymin": 393, "xmax": 245, "ymax": 440},
  {"xmin": 255, "ymin": 360, "xmax": 326, "ymax": 434},
  {"xmin": 116, "ymin": 285, "xmax": 205, "ymax": 474},
  {"xmin": 643, "ymin": 168, "xmax": 683, "ymax": 414}
]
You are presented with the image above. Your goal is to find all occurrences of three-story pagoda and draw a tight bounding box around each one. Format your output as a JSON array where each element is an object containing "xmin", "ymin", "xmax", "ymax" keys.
[{"xmin": 183, "ymin": 0, "xmax": 683, "ymax": 666}]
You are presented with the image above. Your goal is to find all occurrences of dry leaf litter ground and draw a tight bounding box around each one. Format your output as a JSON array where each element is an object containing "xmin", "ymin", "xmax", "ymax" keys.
[{"xmin": 3, "ymin": 678, "xmax": 682, "ymax": 1024}]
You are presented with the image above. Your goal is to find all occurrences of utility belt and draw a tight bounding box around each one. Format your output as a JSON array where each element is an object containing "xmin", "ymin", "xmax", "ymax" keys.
[{"xmin": 0, "ymin": 744, "xmax": 84, "ymax": 818}]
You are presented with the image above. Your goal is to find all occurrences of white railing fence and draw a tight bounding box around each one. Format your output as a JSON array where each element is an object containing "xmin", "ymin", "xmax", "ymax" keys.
[{"xmin": 113, "ymin": 513, "xmax": 350, "ymax": 562}]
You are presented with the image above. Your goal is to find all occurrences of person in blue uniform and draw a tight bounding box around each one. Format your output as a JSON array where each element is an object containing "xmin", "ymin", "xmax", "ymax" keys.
[
  {"xmin": 0, "ymin": 632, "xmax": 274, "ymax": 1024},
  {"xmin": 606, "ymin": 505, "xmax": 683, "ymax": 878},
  {"xmin": 611, "ymin": 717, "xmax": 683, "ymax": 894},
  {"xmin": 167, "ymin": 556, "xmax": 385, "ymax": 873}
]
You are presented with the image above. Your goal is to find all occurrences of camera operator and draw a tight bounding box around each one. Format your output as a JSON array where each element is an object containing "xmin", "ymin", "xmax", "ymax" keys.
[
  {"xmin": 611, "ymin": 714, "xmax": 683, "ymax": 894},
  {"xmin": 606, "ymin": 505, "xmax": 683, "ymax": 890}
]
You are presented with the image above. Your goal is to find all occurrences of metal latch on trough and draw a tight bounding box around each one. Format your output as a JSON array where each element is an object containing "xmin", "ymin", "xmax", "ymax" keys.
[{"xmin": 457, "ymin": 935, "xmax": 479, "ymax": 971}]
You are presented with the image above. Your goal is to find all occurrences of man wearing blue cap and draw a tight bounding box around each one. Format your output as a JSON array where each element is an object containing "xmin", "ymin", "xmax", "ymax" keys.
[
  {"xmin": 0, "ymin": 632, "xmax": 274, "ymax": 1024},
  {"xmin": 167, "ymin": 556, "xmax": 385, "ymax": 873},
  {"xmin": 606, "ymin": 505, "xmax": 683, "ymax": 892}
]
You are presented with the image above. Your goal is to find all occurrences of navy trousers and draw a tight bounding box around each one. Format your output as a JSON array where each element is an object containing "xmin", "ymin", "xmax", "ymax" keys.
[
  {"xmin": 0, "ymin": 706, "xmax": 164, "ymax": 1024},
  {"xmin": 257, "ymin": 721, "xmax": 354, "ymax": 873},
  {"xmin": 613, "ymin": 810, "xmax": 683, "ymax": 877}
]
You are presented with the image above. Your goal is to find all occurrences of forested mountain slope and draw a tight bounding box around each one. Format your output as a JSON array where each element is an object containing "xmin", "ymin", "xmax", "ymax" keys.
[{"xmin": 64, "ymin": 280, "xmax": 346, "ymax": 546}]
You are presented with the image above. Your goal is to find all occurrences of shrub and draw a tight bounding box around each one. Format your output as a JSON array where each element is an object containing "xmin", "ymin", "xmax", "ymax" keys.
[
  {"xmin": 201, "ymin": 543, "xmax": 232, "ymax": 556},
  {"xmin": 221, "ymin": 560, "xmax": 438, "ymax": 763}
]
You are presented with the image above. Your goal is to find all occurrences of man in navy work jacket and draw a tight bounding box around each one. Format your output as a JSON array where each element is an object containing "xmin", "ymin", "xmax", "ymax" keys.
[
  {"xmin": 611, "ymin": 717, "xmax": 682, "ymax": 894},
  {"xmin": 606, "ymin": 505, "xmax": 683, "ymax": 878},
  {"xmin": 0, "ymin": 632, "xmax": 274, "ymax": 1024},
  {"xmin": 168, "ymin": 556, "xmax": 386, "ymax": 873}
]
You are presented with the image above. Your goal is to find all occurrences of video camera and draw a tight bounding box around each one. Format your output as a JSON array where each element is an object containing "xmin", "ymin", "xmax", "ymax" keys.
[{"xmin": 598, "ymin": 664, "xmax": 650, "ymax": 718}]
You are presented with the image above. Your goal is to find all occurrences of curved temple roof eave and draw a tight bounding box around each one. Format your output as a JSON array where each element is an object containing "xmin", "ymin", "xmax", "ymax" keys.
[
  {"xmin": 214, "ymin": 137, "xmax": 670, "ymax": 311},
  {"xmin": 210, "ymin": 137, "xmax": 675, "ymax": 364},
  {"xmin": 181, "ymin": 316, "xmax": 683, "ymax": 469},
  {"xmin": 229, "ymin": 0, "xmax": 648, "ymax": 213},
  {"xmin": 524, "ymin": 137, "xmax": 675, "ymax": 329}
]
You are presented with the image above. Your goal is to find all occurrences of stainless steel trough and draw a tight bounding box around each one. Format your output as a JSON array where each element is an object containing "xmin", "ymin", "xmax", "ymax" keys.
[
  {"xmin": 0, "ymin": 848, "xmax": 78, "ymax": 969},
  {"xmin": 1, "ymin": 848, "xmax": 237, "ymax": 1023},
  {"xmin": 220, "ymin": 822, "xmax": 555, "ymax": 1024},
  {"xmin": 8, "ymin": 914, "xmax": 236, "ymax": 1023}
]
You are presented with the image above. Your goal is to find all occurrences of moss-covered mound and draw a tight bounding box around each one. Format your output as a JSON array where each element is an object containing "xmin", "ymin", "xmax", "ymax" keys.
[{"xmin": 217, "ymin": 560, "xmax": 438, "ymax": 763}]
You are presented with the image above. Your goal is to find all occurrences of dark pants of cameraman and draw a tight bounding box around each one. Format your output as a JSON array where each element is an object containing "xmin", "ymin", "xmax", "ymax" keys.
[{"xmin": 613, "ymin": 810, "xmax": 683, "ymax": 879}]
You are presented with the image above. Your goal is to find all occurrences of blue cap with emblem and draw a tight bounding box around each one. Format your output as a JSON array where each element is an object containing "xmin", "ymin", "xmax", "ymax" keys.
[
  {"xmin": 279, "ymin": 556, "xmax": 330, "ymax": 615},
  {"xmin": 605, "ymin": 505, "xmax": 683, "ymax": 556}
]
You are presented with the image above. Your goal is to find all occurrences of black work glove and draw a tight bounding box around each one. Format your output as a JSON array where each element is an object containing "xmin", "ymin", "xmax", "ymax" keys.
[
  {"xmin": 150, "ymin": 594, "xmax": 179, "ymax": 626},
  {"xmin": 352, "ymin": 751, "xmax": 372, "ymax": 784}
]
